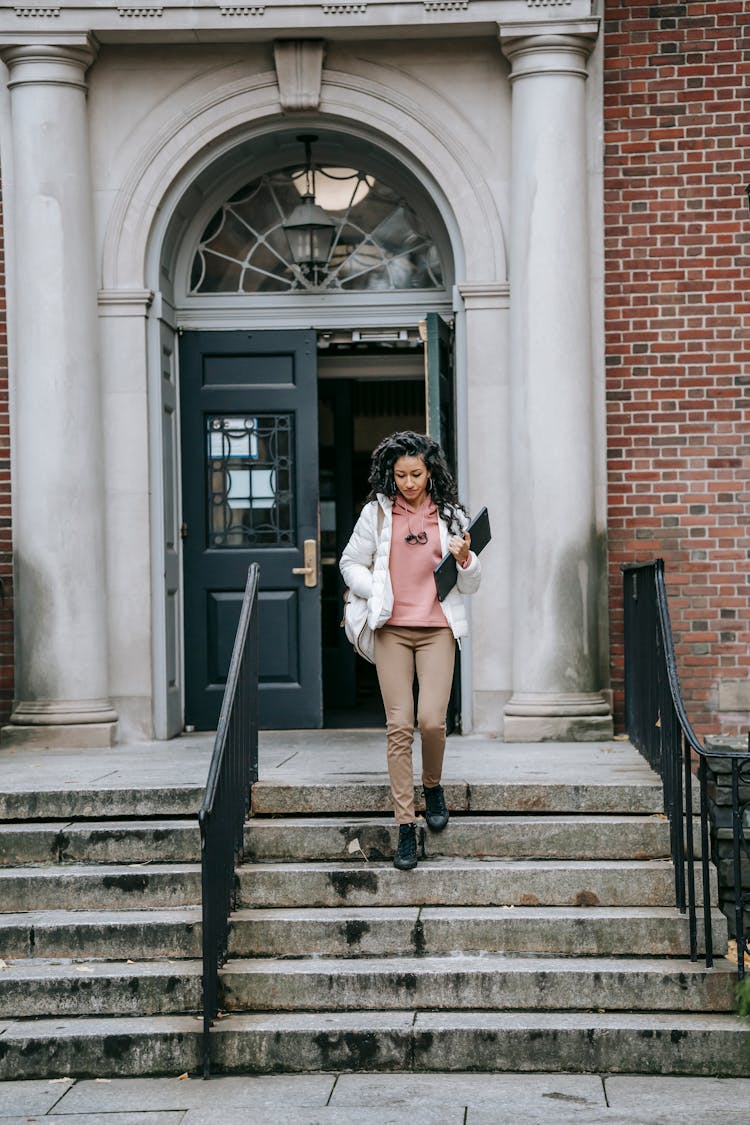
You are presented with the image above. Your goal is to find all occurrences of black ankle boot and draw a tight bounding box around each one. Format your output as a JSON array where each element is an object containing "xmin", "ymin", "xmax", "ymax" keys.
[
  {"xmin": 394, "ymin": 822, "xmax": 418, "ymax": 870},
  {"xmin": 424, "ymin": 784, "xmax": 449, "ymax": 832}
]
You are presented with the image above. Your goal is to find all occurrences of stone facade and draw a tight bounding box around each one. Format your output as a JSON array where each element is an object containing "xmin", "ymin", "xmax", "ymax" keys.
[{"xmin": 0, "ymin": 0, "xmax": 745, "ymax": 746}]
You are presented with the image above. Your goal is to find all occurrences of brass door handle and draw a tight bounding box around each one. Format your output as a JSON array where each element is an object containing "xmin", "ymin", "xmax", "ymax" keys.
[{"xmin": 292, "ymin": 539, "xmax": 317, "ymax": 588}]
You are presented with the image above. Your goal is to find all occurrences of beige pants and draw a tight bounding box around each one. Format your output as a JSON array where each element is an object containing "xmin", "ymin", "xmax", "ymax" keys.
[{"xmin": 374, "ymin": 624, "xmax": 456, "ymax": 824}]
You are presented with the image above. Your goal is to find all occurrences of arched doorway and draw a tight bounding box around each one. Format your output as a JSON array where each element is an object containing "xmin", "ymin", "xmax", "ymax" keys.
[{"xmin": 167, "ymin": 128, "xmax": 458, "ymax": 730}]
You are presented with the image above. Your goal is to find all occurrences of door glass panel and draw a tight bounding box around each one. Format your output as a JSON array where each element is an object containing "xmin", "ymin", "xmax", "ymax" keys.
[{"xmin": 206, "ymin": 414, "xmax": 295, "ymax": 547}]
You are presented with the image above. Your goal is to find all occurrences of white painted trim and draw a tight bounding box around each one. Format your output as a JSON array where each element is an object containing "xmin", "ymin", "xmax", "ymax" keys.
[{"xmin": 176, "ymin": 295, "xmax": 453, "ymax": 332}]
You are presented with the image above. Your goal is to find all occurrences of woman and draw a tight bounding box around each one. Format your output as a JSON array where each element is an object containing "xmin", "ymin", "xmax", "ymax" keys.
[{"xmin": 340, "ymin": 431, "xmax": 481, "ymax": 870}]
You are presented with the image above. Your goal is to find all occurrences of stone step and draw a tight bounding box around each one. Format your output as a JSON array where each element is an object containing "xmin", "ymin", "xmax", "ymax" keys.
[
  {"xmin": 251, "ymin": 780, "xmax": 664, "ymax": 818},
  {"xmin": 244, "ymin": 815, "xmax": 675, "ymax": 862},
  {"xmin": 0, "ymin": 1009, "xmax": 746, "ymax": 1080},
  {"xmin": 0, "ymin": 813, "xmax": 701, "ymax": 867},
  {"xmin": 0, "ymin": 960, "xmax": 202, "ymax": 1018},
  {"xmin": 0, "ymin": 820, "xmax": 199, "ymax": 866},
  {"xmin": 207, "ymin": 1010, "xmax": 749, "ymax": 1077},
  {"xmin": 0, "ymin": 787, "xmax": 203, "ymax": 822},
  {"xmin": 0, "ymin": 863, "xmax": 202, "ymax": 912},
  {"xmin": 0, "ymin": 1015, "xmax": 202, "ymax": 1079},
  {"xmin": 220, "ymin": 954, "xmax": 737, "ymax": 1013},
  {"xmin": 0, "ymin": 908, "xmax": 202, "ymax": 959},
  {"xmin": 236, "ymin": 858, "xmax": 707, "ymax": 910},
  {"xmin": 228, "ymin": 905, "xmax": 727, "ymax": 959}
]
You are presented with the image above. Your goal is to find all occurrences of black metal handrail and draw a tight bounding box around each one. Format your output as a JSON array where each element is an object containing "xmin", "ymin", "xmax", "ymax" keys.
[
  {"xmin": 198, "ymin": 563, "xmax": 260, "ymax": 1078},
  {"xmin": 622, "ymin": 559, "xmax": 749, "ymax": 978}
]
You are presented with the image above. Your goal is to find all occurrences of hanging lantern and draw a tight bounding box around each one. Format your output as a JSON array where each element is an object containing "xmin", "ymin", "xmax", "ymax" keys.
[{"xmin": 282, "ymin": 135, "xmax": 336, "ymax": 281}]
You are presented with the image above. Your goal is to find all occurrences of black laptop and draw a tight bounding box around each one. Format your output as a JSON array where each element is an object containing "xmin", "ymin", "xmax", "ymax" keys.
[{"xmin": 433, "ymin": 506, "xmax": 491, "ymax": 602}]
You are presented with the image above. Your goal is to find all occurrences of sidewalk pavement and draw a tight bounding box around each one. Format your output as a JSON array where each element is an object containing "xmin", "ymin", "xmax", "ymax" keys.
[{"xmin": 2, "ymin": 1072, "xmax": 750, "ymax": 1124}]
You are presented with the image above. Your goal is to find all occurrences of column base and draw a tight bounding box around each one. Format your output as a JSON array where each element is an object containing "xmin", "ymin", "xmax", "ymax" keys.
[
  {"xmin": 1, "ymin": 722, "xmax": 118, "ymax": 749},
  {"xmin": 2, "ymin": 698, "xmax": 119, "ymax": 748},
  {"xmin": 503, "ymin": 692, "xmax": 613, "ymax": 742}
]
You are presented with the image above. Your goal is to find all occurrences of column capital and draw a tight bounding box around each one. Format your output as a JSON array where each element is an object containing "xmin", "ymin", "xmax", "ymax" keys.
[
  {"xmin": 499, "ymin": 19, "xmax": 599, "ymax": 82},
  {"xmin": 1, "ymin": 38, "xmax": 98, "ymax": 89}
]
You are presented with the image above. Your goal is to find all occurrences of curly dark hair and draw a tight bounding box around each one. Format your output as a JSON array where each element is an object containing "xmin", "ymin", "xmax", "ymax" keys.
[{"xmin": 366, "ymin": 431, "xmax": 468, "ymax": 533}]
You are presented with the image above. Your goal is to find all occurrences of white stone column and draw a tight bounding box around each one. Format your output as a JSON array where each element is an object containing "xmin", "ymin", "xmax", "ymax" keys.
[
  {"xmin": 500, "ymin": 24, "xmax": 612, "ymax": 741},
  {"xmin": 458, "ymin": 282, "xmax": 512, "ymax": 733},
  {"xmin": 1, "ymin": 42, "xmax": 117, "ymax": 747}
]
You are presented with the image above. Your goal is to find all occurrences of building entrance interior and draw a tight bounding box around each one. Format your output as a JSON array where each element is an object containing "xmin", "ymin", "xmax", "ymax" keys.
[{"xmin": 317, "ymin": 330, "xmax": 427, "ymax": 727}]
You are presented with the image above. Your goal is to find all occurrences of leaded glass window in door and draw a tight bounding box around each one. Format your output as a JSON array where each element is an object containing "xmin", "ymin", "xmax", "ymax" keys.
[
  {"xmin": 207, "ymin": 415, "xmax": 294, "ymax": 547},
  {"xmin": 190, "ymin": 167, "xmax": 444, "ymax": 294}
]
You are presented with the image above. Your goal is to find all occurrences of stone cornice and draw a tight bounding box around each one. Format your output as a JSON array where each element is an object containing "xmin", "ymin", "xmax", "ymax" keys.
[{"xmin": 0, "ymin": 0, "xmax": 595, "ymax": 44}]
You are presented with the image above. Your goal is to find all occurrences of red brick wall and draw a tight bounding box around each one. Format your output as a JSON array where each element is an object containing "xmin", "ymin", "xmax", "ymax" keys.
[
  {"xmin": 604, "ymin": 2, "xmax": 750, "ymax": 735},
  {"xmin": 0, "ymin": 180, "xmax": 13, "ymax": 723}
]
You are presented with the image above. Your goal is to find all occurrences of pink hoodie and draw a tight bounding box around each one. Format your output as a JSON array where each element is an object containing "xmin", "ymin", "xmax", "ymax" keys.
[{"xmin": 387, "ymin": 496, "xmax": 448, "ymax": 628}]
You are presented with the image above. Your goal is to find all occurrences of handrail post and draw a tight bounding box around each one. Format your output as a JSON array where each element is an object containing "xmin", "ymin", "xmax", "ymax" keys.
[
  {"xmin": 731, "ymin": 759, "xmax": 746, "ymax": 981},
  {"xmin": 198, "ymin": 563, "xmax": 260, "ymax": 1078},
  {"xmin": 682, "ymin": 732, "xmax": 697, "ymax": 961},
  {"xmin": 698, "ymin": 756, "xmax": 713, "ymax": 967},
  {"xmin": 622, "ymin": 559, "xmax": 749, "ymax": 975}
]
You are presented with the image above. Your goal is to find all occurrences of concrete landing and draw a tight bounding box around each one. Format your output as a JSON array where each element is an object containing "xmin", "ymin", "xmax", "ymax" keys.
[{"xmin": 0, "ymin": 730, "xmax": 660, "ymax": 812}]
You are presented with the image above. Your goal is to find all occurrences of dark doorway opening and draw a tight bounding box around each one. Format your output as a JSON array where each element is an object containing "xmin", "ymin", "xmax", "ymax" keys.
[{"xmin": 318, "ymin": 341, "xmax": 426, "ymax": 727}]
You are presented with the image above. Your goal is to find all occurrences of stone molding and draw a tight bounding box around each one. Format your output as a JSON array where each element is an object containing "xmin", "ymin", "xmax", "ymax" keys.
[
  {"xmin": 101, "ymin": 66, "xmax": 506, "ymax": 289},
  {"xmin": 457, "ymin": 281, "xmax": 509, "ymax": 309},
  {"xmin": 0, "ymin": 1, "xmax": 594, "ymax": 39},
  {"xmin": 424, "ymin": 1, "xmax": 469, "ymax": 11},
  {"xmin": 503, "ymin": 692, "xmax": 611, "ymax": 718},
  {"xmin": 116, "ymin": 5, "xmax": 163, "ymax": 15},
  {"xmin": 13, "ymin": 7, "xmax": 62, "ymax": 16},
  {"xmin": 273, "ymin": 40, "xmax": 325, "ymax": 112},
  {"xmin": 320, "ymin": 3, "xmax": 367, "ymax": 12},
  {"xmin": 98, "ymin": 288, "xmax": 154, "ymax": 316},
  {"xmin": 10, "ymin": 698, "xmax": 119, "ymax": 725}
]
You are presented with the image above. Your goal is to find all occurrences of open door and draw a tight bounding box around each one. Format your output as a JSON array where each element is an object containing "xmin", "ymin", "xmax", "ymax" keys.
[
  {"xmin": 421, "ymin": 312, "xmax": 456, "ymax": 469},
  {"xmin": 180, "ymin": 330, "xmax": 322, "ymax": 730},
  {"xmin": 421, "ymin": 313, "xmax": 461, "ymax": 732}
]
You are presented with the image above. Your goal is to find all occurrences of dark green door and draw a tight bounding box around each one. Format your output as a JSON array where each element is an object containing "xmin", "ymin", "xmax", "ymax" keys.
[{"xmin": 180, "ymin": 330, "xmax": 322, "ymax": 730}]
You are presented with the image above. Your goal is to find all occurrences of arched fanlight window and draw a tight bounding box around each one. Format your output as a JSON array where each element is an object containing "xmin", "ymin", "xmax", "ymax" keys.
[{"xmin": 189, "ymin": 165, "xmax": 445, "ymax": 294}]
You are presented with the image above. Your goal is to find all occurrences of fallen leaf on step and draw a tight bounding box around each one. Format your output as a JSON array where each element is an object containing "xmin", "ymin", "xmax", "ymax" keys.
[
  {"xmin": 75, "ymin": 965, "xmax": 94, "ymax": 973},
  {"xmin": 726, "ymin": 939, "xmax": 750, "ymax": 967},
  {"xmin": 502, "ymin": 905, "xmax": 515, "ymax": 911},
  {"xmin": 94, "ymin": 1079, "xmax": 112, "ymax": 1084},
  {"xmin": 177, "ymin": 1072, "xmax": 190, "ymax": 1081},
  {"xmin": 49, "ymin": 1078, "xmax": 73, "ymax": 1084},
  {"xmin": 126, "ymin": 959, "xmax": 135, "ymax": 965},
  {"xmin": 613, "ymin": 734, "xmax": 629, "ymax": 741},
  {"xmin": 347, "ymin": 837, "xmax": 369, "ymax": 862},
  {"xmin": 0, "ymin": 959, "xmax": 7, "ymax": 970}
]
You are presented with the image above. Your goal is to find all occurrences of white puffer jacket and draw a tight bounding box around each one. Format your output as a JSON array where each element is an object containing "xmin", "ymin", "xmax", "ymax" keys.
[{"xmin": 339, "ymin": 493, "xmax": 481, "ymax": 640}]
